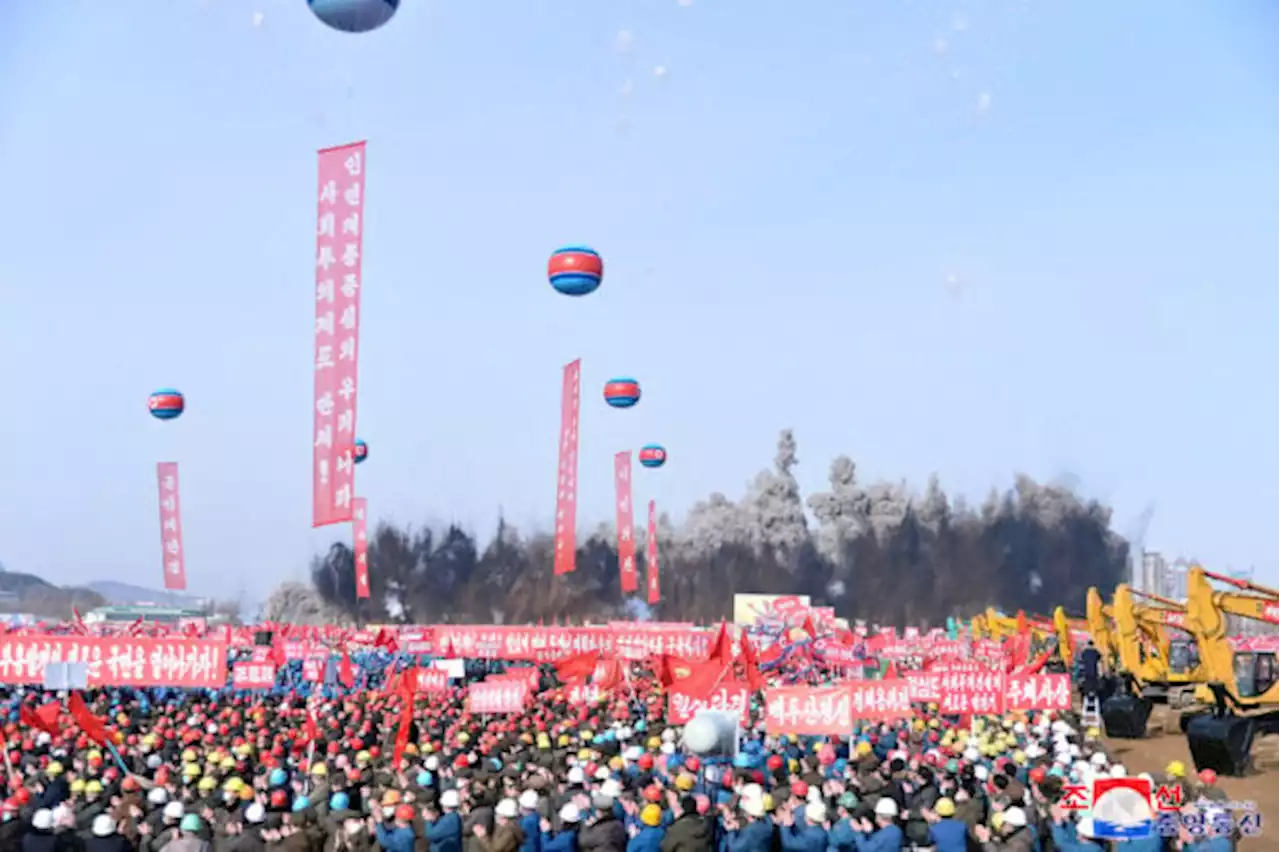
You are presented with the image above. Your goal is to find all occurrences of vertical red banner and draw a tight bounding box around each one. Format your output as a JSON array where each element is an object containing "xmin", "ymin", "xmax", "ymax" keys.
[
  {"xmin": 646, "ymin": 499, "xmax": 660, "ymax": 605},
  {"xmin": 156, "ymin": 462, "xmax": 188, "ymax": 591},
  {"xmin": 554, "ymin": 359, "xmax": 581, "ymax": 575},
  {"xmin": 313, "ymin": 141, "xmax": 367, "ymax": 527},
  {"xmin": 614, "ymin": 451, "xmax": 638, "ymax": 592},
  {"xmin": 352, "ymin": 497, "xmax": 370, "ymax": 599}
]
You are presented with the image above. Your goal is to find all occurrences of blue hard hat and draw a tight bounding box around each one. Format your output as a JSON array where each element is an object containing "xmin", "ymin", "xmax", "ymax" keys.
[
  {"xmin": 417, "ymin": 771, "xmax": 433, "ymax": 787},
  {"xmin": 269, "ymin": 768, "xmax": 288, "ymax": 787},
  {"xmin": 292, "ymin": 797, "xmax": 310, "ymax": 812},
  {"xmin": 330, "ymin": 792, "xmax": 350, "ymax": 811}
]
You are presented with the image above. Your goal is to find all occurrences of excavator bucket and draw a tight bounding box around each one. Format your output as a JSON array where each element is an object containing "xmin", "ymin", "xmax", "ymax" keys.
[
  {"xmin": 1185, "ymin": 714, "xmax": 1257, "ymax": 777},
  {"xmin": 1101, "ymin": 693, "xmax": 1153, "ymax": 739}
]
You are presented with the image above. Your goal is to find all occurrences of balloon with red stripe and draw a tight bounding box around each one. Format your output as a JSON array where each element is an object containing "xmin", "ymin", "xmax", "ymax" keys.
[
  {"xmin": 548, "ymin": 246, "xmax": 603, "ymax": 296},
  {"xmin": 148, "ymin": 389, "xmax": 185, "ymax": 421},
  {"xmin": 638, "ymin": 444, "xmax": 667, "ymax": 468},
  {"xmin": 604, "ymin": 378, "xmax": 640, "ymax": 408}
]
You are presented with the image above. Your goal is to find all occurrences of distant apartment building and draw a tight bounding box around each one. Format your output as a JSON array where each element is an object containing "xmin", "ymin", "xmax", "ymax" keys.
[{"xmin": 1135, "ymin": 552, "xmax": 1272, "ymax": 637}]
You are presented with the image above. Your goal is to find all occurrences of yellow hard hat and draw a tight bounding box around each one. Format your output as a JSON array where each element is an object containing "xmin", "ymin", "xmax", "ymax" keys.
[
  {"xmin": 182, "ymin": 749, "xmax": 197, "ymax": 763},
  {"xmin": 991, "ymin": 812, "xmax": 1005, "ymax": 831},
  {"xmin": 761, "ymin": 794, "xmax": 775, "ymax": 813},
  {"xmin": 220, "ymin": 757, "xmax": 236, "ymax": 770},
  {"xmin": 224, "ymin": 778, "xmax": 244, "ymax": 792},
  {"xmin": 182, "ymin": 763, "xmax": 201, "ymax": 778},
  {"xmin": 356, "ymin": 751, "xmax": 371, "ymax": 766},
  {"xmin": 86, "ymin": 750, "xmax": 102, "ymax": 763},
  {"xmin": 198, "ymin": 777, "xmax": 217, "ymax": 791},
  {"xmin": 935, "ymin": 798, "xmax": 956, "ymax": 818},
  {"xmin": 311, "ymin": 764, "xmax": 328, "ymax": 777},
  {"xmin": 382, "ymin": 790, "xmax": 402, "ymax": 806},
  {"xmin": 70, "ymin": 780, "xmax": 86, "ymax": 794},
  {"xmin": 46, "ymin": 762, "xmax": 63, "ymax": 777},
  {"xmin": 641, "ymin": 804, "xmax": 662, "ymax": 827},
  {"xmin": 646, "ymin": 737, "xmax": 661, "ymax": 750},
  {"xmin": 1166, "ymin": 761, "xmax": 1186, "ymax": 778},
  {"xmin": 675, "ymin": 774, "xmax": 695, "ymax": 791},
  {"xmin": 85, "ymin": 780, "xmax": 104, "ymax": 795}
]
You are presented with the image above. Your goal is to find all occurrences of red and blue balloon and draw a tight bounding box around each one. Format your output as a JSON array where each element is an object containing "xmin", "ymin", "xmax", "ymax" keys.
[
  {"xmin": 639, "ymin": 444, "xmax": 667, "ymax": 468},
  {"xmin": 354, "ymin": 438, "xmax": 369, "ymax": 464},
  {"xmin": 604, "ymin": 379, "xmax": 640, "ymax": 408},
  {"xmin": 148, "ymin": 389, "xmax": 184, "ymax": 421},
  {"xmin": 548, "ymin": 246, "xmax": 603, "ymax": 297},
  {"xmin": 308, "ymin": 0, "xmax": 399, "ymax": 34}
]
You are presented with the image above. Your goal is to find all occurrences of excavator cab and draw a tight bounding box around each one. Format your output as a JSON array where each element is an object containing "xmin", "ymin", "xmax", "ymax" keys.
[
  {"xmin": 1233, "ymin": 651, "xmax": 1278, "ymax": 700},
  {"xmin": 1168, "ymin": 638, "xmax": 1199, "ymax": 676}
]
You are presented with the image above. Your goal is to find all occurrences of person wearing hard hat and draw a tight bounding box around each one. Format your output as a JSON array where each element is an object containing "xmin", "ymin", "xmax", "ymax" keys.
[
  {"xmin": 922, "ymin": 798, "xmax": 965, "ymax": 852},
  {"xmin": 849, "ymin": 798, "xmax": 902, "ymax": 852},
  {"xmin": 541, "ymin": 803, "xmax": 581, "ymax": 852},
  {"xmin": 474, "ymin": 799, "xmax": 526, "ymax": 852},
  {"xmin": 518, "ymin": 790, "xmax": 543, "ymax": 852},
  {"xmin": 627, "ymin": 804, "xmax": 665, "ymax": 852},
  {"xmin": 425, "ymin": 789, "xmax": 464, "ymax": 852},
  {"xmin": 974, "ymin": 806, "xmax": 1033, "ymax": 852},
  {"xmin": 722, "ymin": 793, "xmax": 772, "ymax": 852}
]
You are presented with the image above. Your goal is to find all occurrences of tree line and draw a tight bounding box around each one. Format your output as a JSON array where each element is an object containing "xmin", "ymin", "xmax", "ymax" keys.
[{"xmin": 293, "ymin": 430, "xmax": 1128, "ymax": 627}]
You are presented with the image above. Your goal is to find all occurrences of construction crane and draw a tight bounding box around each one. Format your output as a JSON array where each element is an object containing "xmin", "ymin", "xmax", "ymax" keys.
[{"xmin": 1180, "ymin": 564, "xmax": 1279, "ymax": 775}]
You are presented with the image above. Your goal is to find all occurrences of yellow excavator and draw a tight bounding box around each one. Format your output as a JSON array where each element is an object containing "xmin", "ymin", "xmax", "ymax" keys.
[
  {"xmin": 1086, "ymin": 586, "xmax": 1120, "ymax": 672},
  {"xmin": 1100, "ymin": 583, "xmax": 1209, "ymax": 736},
  {"xmin": 1180, "ymin": 565, "xmax": 1279, "ymax": 775}
]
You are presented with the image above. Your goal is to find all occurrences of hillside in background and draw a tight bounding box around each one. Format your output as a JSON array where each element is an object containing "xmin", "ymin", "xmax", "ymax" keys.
[
  {"xmin": 85, "ymin": 580, "xmax": 204, "ymax": 608},
  {"xmin": 0, "ymin": 569, "xmax": 105, "ymax": 619}
]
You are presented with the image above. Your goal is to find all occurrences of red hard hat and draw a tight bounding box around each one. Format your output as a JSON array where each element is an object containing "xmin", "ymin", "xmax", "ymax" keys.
[
  {"xmin": 766, "ymin": 755, "xmax": 784, "ymax": 772},
  {"xmin": 270, "ymin": 789, "xmax": 287, "ymax": 808},
  {"xmin": 395, "ymin": 804, "xmax": 415, "ymax": 823},
  {"xmin": 1197, "ymin": 769, "xmax": 1217, "ymax": 786},
  {"xmin": 791, "ymin": 781, "xmax": 808, "ymax": 798}
]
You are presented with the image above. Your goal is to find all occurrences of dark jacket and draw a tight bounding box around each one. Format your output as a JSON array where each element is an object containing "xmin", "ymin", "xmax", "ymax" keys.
[
  {"xmin": 579, "ymin": 816, "xmax": 627, "ymax": 852},
  {"xmin": 658, "ymin": 816, "xmax": 711, "ymax": 852}
]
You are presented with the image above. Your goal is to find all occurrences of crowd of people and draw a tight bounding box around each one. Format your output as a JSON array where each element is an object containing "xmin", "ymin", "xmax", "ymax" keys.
[{"xmin": 0, "ymin": 649, "xmax": 1247, "ymax": 852}]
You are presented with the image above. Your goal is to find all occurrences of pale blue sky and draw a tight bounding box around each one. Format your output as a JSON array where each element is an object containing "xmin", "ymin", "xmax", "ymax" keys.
[{"xmin": 0, "ymin": 1, "xmax": 1275, "ymax": 600}]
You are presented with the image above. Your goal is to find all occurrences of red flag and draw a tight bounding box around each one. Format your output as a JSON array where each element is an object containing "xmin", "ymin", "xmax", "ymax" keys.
[
  {"xmin": 801, "ymin": 614, "xmax": 818, "ymax": 639},
  {"xmin": 672, "ymin": 659, "xmax": 728, "ymax": 700},
  {"xmin": 738, "ymin": 634, "xmax": 765, "ymax": 693},
  {"xmin": 156, "ymin": 462, "xmax": 188, "ymax": 590},
  {"xmin": 20, "ymin": 702, "xmax": 60, "ymax": 737},
  {"xmin": 392, "ymin": 665, "xmax": 418, "ymax": 769},
  {"xmin": 594, "ymin": 659, "xmax": 624, "ymax": 692},
  {"xmin": 709, "ymin": 622, "xmax": 733, "ymax": 664},
  {"xmin": 613, "ymin": 452, "xmax": 638, "ymax": 592},
  {"xmin": 374, "ymin": 627, "xmax": 399, "ymax": 655},
  {"xmin": 352, "ymin": 498, "xmax": 371, "ymax": 599},
  {"xmin": 126, "ymin": 618, "xmax": 146, "ymax": 637},
  {"xmin": 303, "ymin": 710, "xmax": 320, "ymax": 743},
  {"xmin": 337, "ymin": 648, "xmax": 356, "ymax": 689},
  {"xmin": 645, "ymin": 500, "xmax": 661, "ymax": 605},
  {"xmin": 70, "ymin": 609, "xmax": 89, "ymax": 636},
  {"xmin": 883, "ymin": 661, "xmax": 899, "ymax": 679},
  {"xmin": 68, "ymin": 693, "xmax": 110, "ymax": 747},
  {"xmin": 554, "ymin": 651, "xmax": 601, "ymax": 684}
]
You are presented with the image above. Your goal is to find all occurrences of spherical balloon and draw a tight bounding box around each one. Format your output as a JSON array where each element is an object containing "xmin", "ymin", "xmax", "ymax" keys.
[
  {"xmin": 603, "ymin": 379, "xmax": 640, "ymax": 408},
  {"xmin": 548, "ymin": 246, "xmax": 603, "ymax": 296},
  {"xmin": 307, "ymin": 0, "xmax": 399, "ymax": 34},
  {"xmin": 148, "ymin": 389, "xmax": 185, "ymax": 420},
  {"xmin": 354, "ymin": 439, "xmax": 369, "ymax": 464},
  {"xmin": 638, "ymin": 444, "xmax": 667, "ymax": 468}
]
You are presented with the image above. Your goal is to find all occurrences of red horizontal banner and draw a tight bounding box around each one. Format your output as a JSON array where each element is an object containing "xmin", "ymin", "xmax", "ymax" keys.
[{"xmin": 0, "ymin": 637, "xmax": 227, "ymax": 688}]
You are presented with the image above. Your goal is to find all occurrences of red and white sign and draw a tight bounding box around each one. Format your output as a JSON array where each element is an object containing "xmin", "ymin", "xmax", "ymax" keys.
[
  {"xmin": 468, "ymin": 679, "xmax": 529, "ymax": 714},
  {"xmin": 567, "ymin": 682, "xmax": 602, "ymax": 706},
  {"xmin": 302, "ymin": 651, "xmax": 328, "ymax": 682},
  {"xmin": 1263, "ymin": 600, "xmax": 1279, "ymax": 625},
  {"xmin": 848, "ymin": 680, "xmax": 913, "ymax": 720},
  {"xmin": 417, "ymin": 668, "xmax": 448, "ymax": 693},
  {"xmin": 906, "ymin": 671, "xmax": 943, "ymax": 703},
  {"xmin": 937, "ymin": 668, "xmax": 1003, "ymax": 715},
  {"xmin": 813, "ymin": 638, "xmax": 859, "ymax": 665},
  {"xmin": 765, "ymin": 685, "xmax": 854, "ymax": 735},
  {"xmin": 156, "ymin": 462, "xmax": 188, "ymax": 590},
  {"xmin": 646, "ymin": 500, "xmax": 660, "ymax": 605},
  {"xmin": 1003, "ymin": 673, "xmax": 1071, "ymax": 712},
  {"xmin": 312, "ymin": 140, "xmax": 367, "ymax": 527},
  {"xmin": 614, "ymin": 451, "xmax": 638, "ymax": 593},
  {"xmin": 553, "ymin": 359, "xmax": 581, "ymax": 575},
  {"xmin": 667, "ymin": 681, "xmax": 750, "ymax": 726},
  {"xmin": 232, "ymin": 662, "xmax": 276, "ymax": 690},
  {"xmin": 352, "ymin": 497, "xmax": 370, "ymax": 598},
  {"xmin": 0, "ymin": 637, "xmax": 227, "ymax": 688}
]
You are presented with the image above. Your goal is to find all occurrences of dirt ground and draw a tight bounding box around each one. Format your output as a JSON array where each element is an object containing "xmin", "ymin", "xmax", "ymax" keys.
[{"xmin": 1102, "ymin": 706, "xmax": 1278, "ymax": 852}]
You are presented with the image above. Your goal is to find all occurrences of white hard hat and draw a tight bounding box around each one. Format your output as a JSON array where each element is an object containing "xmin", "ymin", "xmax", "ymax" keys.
[
  {"xmin": 92, "ymin": 815, "xmax": 116, "ymax": 838},
  {"xmin": 601, "ymin": 779, "xmax": 622, "ymax": 799},
  {"xmin": 593, "ymin": 767, "xmax": 610, "ymax": 781},
  {"xmin": 1004, "ymin": 807, "xmax": 1027, "ymax": 828},
  {"xmin": 741, "ymin": 797, "xmax": 764, "ymax": 818},
  {"xmin": 805, "ymin": 802, "xmax": 828, "ymax": 824},
  {"xmin": 163, "ymin": 802, "xmax": 185, "ymax": 821},
  {"xmin": 567, "ymin": 767, "xmax": 585, "ymax": 785},
  {"xmin": 495, "ymin": 799, "xmax": 518, "ymax": 819},
  {"xmin": 1090, "ymin": 752, "xmax": 1108, "ymax": 766},
  {"xmin": 245, "ymin": 803, "xmax": 265, "ymax": 825},
  {"xmin": 148, "ymin": 788, "xmax": 168, "ymax": 805},
  {"xmin": 440, "ymin": 790, "xmax": 460, "ymax": 809},
  {"xmin": 425, "ymin": 756, "xmax": 439, "ymax": 772},
  {"xmin": 32, "ymin": 810, "xmax": 53, "ymax": 831},
  {"xmin": 1110, "ymin": 764, "xmax": 1127, "ymax": 778},
  {"xmin": 559, "ymin": 804, "xmax": 581, "ymax": 824},
  {"xmin": 874, "ymin": 798, "xmax": 899, "ymax": 818},
  {"xmin": 519, "ymin": 790, "xmax": 539, "ymax": 810}
]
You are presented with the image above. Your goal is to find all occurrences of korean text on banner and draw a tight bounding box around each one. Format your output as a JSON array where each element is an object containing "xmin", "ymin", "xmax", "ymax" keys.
[
  {"xmin": 0, "ymin": 636, "xmax": 227, "ymax": 688},
  {"xmin": 646, "ymin": 500, "xmax": 661, "ymax": 605},
  {"xmin": 232, "ymin": 662, "xmax": 276, "ymax": 690},
  {"xmin": 156, "ymin": 462, "xmax": 187, "ymax": 590},
  {"xmin": 313, "ymin": 141, "xmax": 367, "ymax": 527},
  {"xmin": 765, "ymin": 686, "xmax": 855, "ymax": 736},
  {"xmin": 553, "ymin": 359, "xmax": 581, "ymax": 575},
  {"xmin": 614, "ymin": 452, "xmax": 638, "ymax": 592},
  {"xmin": 352, "ymin": 497, "xmax": 370, "ymax": 599}
]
